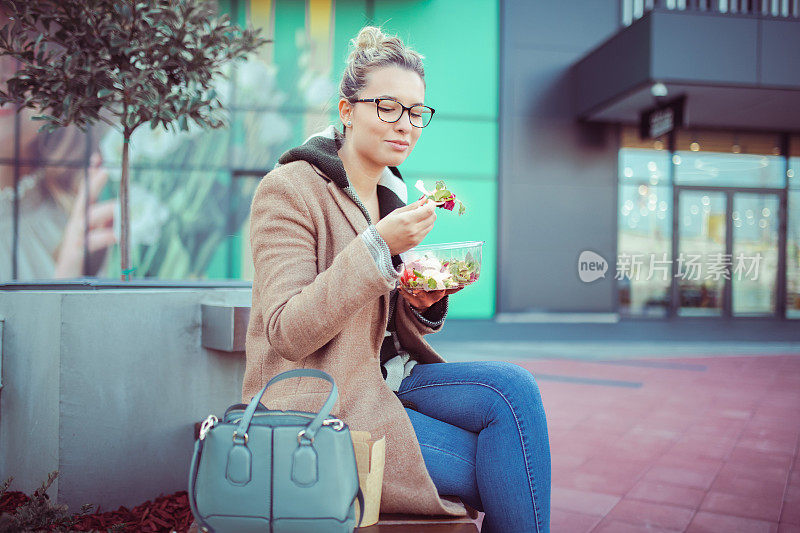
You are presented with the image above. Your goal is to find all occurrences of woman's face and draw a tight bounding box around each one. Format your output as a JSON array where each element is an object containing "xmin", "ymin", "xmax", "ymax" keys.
[{"xmin": 342, "ymin": 65, "xmax": 426, "ymax": 169}]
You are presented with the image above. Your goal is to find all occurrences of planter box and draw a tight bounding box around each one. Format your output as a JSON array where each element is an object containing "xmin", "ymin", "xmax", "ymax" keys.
[{"xmin": 0, "ymin": 280, "xmax": 251, "ymax": 513}]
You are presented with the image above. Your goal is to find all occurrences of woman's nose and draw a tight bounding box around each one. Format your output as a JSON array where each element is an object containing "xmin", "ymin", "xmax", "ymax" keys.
[{"xmin": 395, "ymin": 110, "xmax": 413, "ymax": 131}]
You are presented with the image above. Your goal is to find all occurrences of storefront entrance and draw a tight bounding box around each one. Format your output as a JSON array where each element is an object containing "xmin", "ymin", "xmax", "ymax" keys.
[{"xmin": 673, "ymin": 186, "xmax": 786, "ymax": 318}]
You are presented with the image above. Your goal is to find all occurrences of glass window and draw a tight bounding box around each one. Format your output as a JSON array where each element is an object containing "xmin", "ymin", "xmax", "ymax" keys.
[
  {"xmin": 8, "ymin": 165, "xmax": 83, "ymax": 281},
  {"xmin": 0, "ymin": 165, "xmax": 15, "ymax": 281},
  {"xmin": 676, "ymin": 190, "xmax": 727, "ymax": 317},
  {"xmin": 97, "ymin": 169, "xmax": 232, "ymax": 280},
  {"xmin": 0, "ymin": 55, "xmax": 18, "ymax": 161},
  {"xmin": 619, "ymin": 147, "xmax": 671, "ymax": 185},
  {"xmin": 789, "ymin": 190, "xmax": 800, "ymax": 318},
  {"xmin": 230, "ymin": 111, "xmax": 293, "ymax": 171},
  {"xmin": 674, "ymin": 130, "xmax": 785, "ymax": 188},
  {"xmin": 789, "ymin": 136, "xmax": 800, "ymax": 318},
  {"xmin": 790, "ymin": 135, "xmax": 800, "ymax": 190},
  {"xmin": 617, "ymin": 141, "xmax": 673, "ymax": 316},
  {"xmin": 731, "ymin": 193, "xmax": 780, "ymax": 316},
  {"xmin": 231, "ymin": 172, "xmax": 262, "ymax": 282}
]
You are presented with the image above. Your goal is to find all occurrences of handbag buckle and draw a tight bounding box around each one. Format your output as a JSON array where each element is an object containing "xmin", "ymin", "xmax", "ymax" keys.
[
  {"xmin": 198, "ymin": 414, "xmax": 218, "ymax": 441},
  {"xmin": 323, "ymin": 418, "xmax": 344, "ymax": 431}
]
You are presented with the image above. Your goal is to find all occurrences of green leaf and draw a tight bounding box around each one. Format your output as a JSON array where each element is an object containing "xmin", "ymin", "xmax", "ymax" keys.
[{"xmin": 97, "ymin": 88, "xmax": 113, "ymax": 98}]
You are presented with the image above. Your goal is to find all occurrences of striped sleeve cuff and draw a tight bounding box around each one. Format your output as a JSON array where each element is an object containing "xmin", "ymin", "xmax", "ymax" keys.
[
  {"xmin": 361, "ymin": 224, "xmax": 402, "ymax": 283},
  {"xmin": 411, "ymin": 294, "xmax": 448, "ymax": 328}
]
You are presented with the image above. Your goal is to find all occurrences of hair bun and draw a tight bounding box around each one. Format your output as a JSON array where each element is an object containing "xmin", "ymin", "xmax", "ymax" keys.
[
  {"xmin": 354, "ymin": 26, "xmax": 385, "ymax": 53},
  {"xmin": 338, "ymin": 24, "xmax": 426, "ymax": 130}
]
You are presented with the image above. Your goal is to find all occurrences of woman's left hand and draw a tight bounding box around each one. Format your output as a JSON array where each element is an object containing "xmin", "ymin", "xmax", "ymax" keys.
[{"xmin": 399, "ymin": 285, "xmax": 464, "ymax": 312}]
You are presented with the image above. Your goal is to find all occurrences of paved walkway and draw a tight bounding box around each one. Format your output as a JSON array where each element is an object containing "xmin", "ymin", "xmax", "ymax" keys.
[{"xmin": 505, "ymin": 354, "xmax": 800, "ymax": 532}]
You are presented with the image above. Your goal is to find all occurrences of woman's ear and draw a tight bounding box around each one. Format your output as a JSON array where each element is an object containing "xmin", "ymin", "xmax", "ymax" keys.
[{"xmin": 338, "ymin": 98, "xmax": 352, "ymax": 128}]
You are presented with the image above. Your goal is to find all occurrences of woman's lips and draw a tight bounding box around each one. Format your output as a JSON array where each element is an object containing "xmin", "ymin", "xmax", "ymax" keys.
[{"xmin": 386, "ymin": 140, "xmax": 408, "ymax": 151}]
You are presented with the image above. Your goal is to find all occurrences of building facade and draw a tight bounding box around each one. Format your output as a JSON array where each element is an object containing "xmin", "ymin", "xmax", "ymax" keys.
[
  {"xmin": 500, "ymin": 0, "xmax": 800, "ymax": 319},
  {"xmin": 2, "ymin": 0, "xmax": 798, "ymax": 320}
]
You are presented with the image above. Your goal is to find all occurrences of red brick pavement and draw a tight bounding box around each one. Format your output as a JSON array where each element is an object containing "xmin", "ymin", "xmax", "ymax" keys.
[{"xmin": 512, "ymin": 354, "xmax": 800, "ymax": 532}]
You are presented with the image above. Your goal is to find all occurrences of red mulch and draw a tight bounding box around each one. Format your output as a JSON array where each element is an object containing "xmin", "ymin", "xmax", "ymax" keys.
[
  {"xmin": 0, "ymin": 490, "xmax": 29, "ymax": 514},
  {"xmin": 0, "ymin": 489, "xmax": 194, "ymax": 532}
]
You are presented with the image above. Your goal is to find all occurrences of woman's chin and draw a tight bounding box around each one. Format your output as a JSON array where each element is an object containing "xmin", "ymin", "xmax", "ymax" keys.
[{"xmin": 384, "ymin": 150, "xmax": 410, "ymax": 167}]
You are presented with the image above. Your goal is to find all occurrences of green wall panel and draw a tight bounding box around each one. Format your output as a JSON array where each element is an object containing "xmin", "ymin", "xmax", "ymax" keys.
[
  {"xmin": 372, "ymin": 1, "xmax": 498, "ymax": 118},
  {"xmin": 402, "ymin": 119, "xmax": 498, "ymax": 178}
]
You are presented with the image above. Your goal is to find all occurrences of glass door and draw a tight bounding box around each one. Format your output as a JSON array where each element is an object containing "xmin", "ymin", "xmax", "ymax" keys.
[
  {"xmin": 676, "ymin": 190, "xmax": 727, "ymax": 316},
  {"xmin": 674, "ymin": 187, "xmax": 783, "ymax": 317},
  {"xmin": 731, "ymin": 192, "xmax": 780, "ymax": 316}
]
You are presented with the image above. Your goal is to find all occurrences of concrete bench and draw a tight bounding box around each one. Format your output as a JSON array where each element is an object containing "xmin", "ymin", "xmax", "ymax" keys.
[
  {"xmin": 190, "ymin": 516, "xmax": 478, "ymax": 532},
  {"xmin": 360, "ymin": 513, "xmax": 480, "ymax": 531}
]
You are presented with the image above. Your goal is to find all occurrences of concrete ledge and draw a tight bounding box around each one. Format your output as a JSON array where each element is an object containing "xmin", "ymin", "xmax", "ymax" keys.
[{"xmin": 0, "ymin": 288, "xmax": 250, "ymax": 512}]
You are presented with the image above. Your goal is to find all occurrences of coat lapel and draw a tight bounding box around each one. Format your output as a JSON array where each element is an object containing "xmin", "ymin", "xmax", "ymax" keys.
[{"xmin": 326, "ymin": 181, "xmax": 369, "ymax": 235}]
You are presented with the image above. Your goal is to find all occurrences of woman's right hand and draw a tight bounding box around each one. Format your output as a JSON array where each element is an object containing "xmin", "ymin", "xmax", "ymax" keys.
[{"xmin": 375, "ymin": 197, "xmax": 437, "ymax": 255}]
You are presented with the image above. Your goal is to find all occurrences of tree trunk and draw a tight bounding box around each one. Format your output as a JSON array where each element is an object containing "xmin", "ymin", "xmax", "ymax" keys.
[{"xmin": 120, "ymin": 134, "xmax": 131, "ymax": 281}]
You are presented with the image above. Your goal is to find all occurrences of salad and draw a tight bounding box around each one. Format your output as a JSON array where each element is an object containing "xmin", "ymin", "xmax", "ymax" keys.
[
  {"xmin": 415, "ymin": 179, "xmax": 466, "ymax": 216},
  {"xmin": 399, "ymin": 253, "xmax": 480, "ymax": 291}
]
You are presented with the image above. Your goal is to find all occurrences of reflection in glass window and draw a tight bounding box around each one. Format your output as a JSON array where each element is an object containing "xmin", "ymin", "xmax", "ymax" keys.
[
  {"xmin": 732, "ymin": 193, "xmax": 780, "ymax": 316},
  {"xmin": 789, "ymin": 190, "xmax": 800, "ymax": 318},
  {"xmin": 677, "ymin": 190, "xmax": 727, "ymax": 317},
  {"xmin": 1, "ymin": 165, "xmax": 94, "ymax": 281},
  {"xmin": 674, "ymin": 130, "xmax": 785, "ymax": 188},
  {"xmin": 0, "ymin": 165, "xmax": 15, "ymax": 280},
  {"xmin": 97, "ymin": 169, "xmax": 236, "ymax": 280},
  {"xmin": 674, "ymin": 151, "xmax": 785, "ymax": 188},
  {"xmin": 232, "ymin": 173, "xmax": 261, "ymax": 282},
  {"xmin": 788, "ymin": 139, "xmax": 799, "ymax": 317},
  {"xmin": 619, "ymin": 147, "xmax": 671, "ymax": 185},
  {"xmin": 617, "ymin": 148, "xmax": 672, "ymax": 316},
  {"xmin": 231, "ymin": 111, "xmax": 293, "ymax": 171}
]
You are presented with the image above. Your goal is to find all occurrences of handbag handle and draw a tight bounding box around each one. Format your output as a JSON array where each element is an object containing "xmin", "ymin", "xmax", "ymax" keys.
[
  {"xmin": 188, "ymin": 438, "xmax": 211, "ymax": 532},
  {"xmin": 235, "ymin": 368, "xmax": 337, "ymax": 444}
]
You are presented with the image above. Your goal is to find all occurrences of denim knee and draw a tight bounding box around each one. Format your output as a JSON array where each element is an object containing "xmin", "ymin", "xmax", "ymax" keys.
[{"xmin": 479, "ymin": 361, "xmax": 543, "ymax": 402}]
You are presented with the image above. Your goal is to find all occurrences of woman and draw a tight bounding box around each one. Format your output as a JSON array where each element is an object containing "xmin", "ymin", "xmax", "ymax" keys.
[{"xmin": 243, "ymin": 26, "xmax": 551, "ymax": 532}]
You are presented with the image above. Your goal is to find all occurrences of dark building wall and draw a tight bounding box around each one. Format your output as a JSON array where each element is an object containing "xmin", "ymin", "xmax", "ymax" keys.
[{"xmin": 498, "ymin": 1, "xmax": 621, "ymax": 312}]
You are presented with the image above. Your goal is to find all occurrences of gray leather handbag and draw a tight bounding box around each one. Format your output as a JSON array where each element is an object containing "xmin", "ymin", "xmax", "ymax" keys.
[{"xmin": 189, "ymin": 368, "xmax": 365, "ymax": 532}]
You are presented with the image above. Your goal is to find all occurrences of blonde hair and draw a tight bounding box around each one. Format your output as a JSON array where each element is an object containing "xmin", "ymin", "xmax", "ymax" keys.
[{"xmin": 339, "ymin": 25, "xmax": 425, "ymax": 134}]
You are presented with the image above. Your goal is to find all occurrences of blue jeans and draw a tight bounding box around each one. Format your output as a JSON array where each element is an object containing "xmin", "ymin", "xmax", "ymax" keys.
[{"xmin": 396, "ymin": 361, "xmax": 551, "ymax": 533}]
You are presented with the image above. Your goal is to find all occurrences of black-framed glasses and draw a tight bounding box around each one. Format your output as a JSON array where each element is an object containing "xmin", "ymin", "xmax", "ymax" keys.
[{"xmin": 354, "ymin": 98, "xmax": 435, "ymax": 128}]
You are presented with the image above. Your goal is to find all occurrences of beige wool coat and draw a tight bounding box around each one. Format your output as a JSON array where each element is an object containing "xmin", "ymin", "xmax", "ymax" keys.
[{"xmin": 242, "ymin": 159, "xmax": 480, "ymax": 519}]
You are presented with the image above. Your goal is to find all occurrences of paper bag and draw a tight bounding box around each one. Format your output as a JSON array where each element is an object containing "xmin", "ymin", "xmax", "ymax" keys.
[{"xmin": 350, "ymin": 430, "xmax": 386, "ymax": 527}]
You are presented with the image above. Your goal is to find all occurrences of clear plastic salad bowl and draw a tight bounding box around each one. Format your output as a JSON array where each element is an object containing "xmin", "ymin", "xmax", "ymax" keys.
[{"xmin": 398, "ymin": 240, "xmax": 484, "ymax": 291}]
